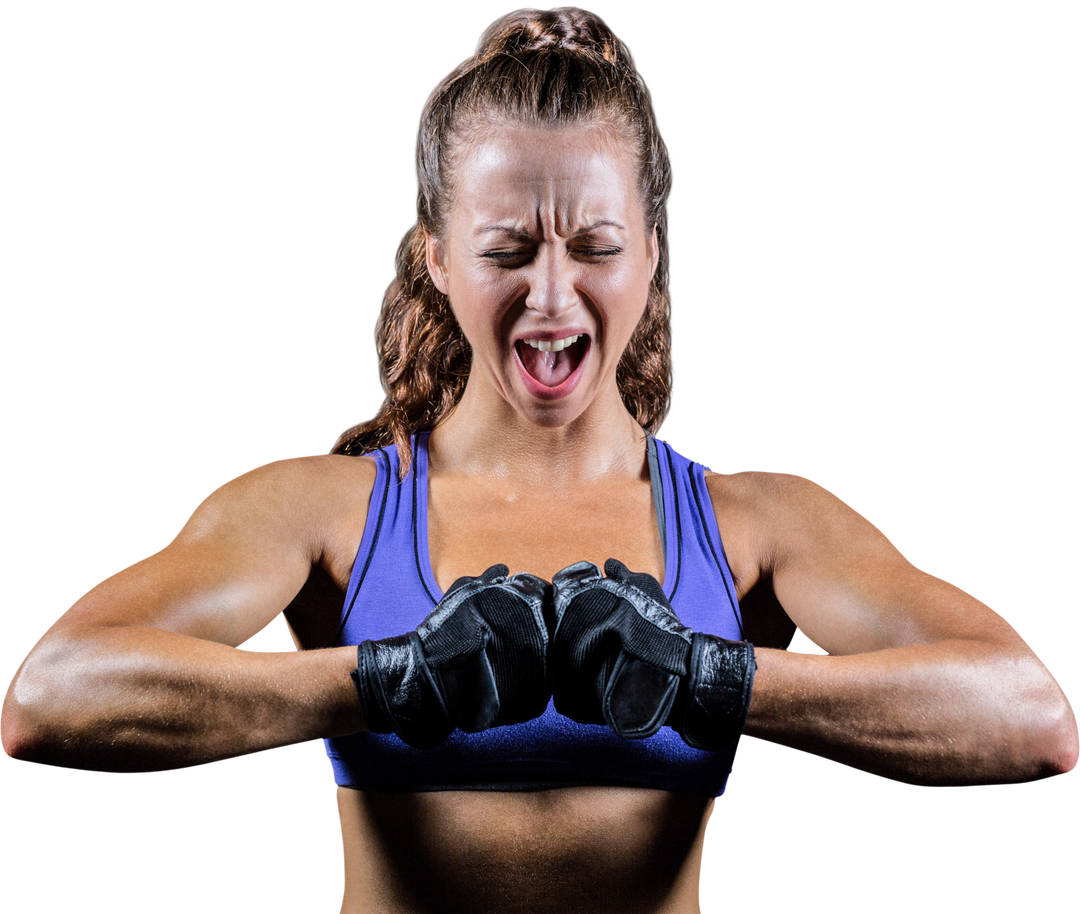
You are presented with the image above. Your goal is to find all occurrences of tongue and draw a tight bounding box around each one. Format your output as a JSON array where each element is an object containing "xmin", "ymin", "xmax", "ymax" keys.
[{"xmin": 518, "ymin": 342, "xmax": 580, "ymax": 388}]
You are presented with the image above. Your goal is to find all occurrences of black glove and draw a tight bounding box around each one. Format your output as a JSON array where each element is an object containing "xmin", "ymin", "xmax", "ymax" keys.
[
  {"xmin": 551, "ymin": 558, "xmax": 755, "ymax": 751},
  {"xmin": 352, "ymin": 564, "xmax": 551, "ymax": 749}
]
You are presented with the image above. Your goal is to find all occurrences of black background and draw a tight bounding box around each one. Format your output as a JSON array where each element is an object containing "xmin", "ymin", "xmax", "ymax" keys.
[{"xmin": 6, "ymin": 3, "xmax": 1071, "ymax": 911}]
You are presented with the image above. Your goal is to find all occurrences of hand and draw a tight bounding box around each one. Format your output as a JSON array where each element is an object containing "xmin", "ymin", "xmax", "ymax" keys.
[
  {"xmin": 551, "ymin": 558, "xmax": 755, "ymax": 750},
  {"xmin": 352, "ymin": 565, "xmax": 551, "ymax": 748}
]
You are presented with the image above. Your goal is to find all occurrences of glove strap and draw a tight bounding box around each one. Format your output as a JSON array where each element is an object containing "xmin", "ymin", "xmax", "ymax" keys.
[
  {"xmin": 352, "ymin": 634, "xmax": 452, "ymax": 749},
  {"xmin": 676, "ymin": 633, "xmax": 756, "ymax": 751}
]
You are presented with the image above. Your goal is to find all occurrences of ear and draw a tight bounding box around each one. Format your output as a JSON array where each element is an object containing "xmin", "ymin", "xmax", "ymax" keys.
[
  {"xmin": 647, "ymin": 222, "xmax": 660, "ymax": 281},
  {"xmin": 425, "ymin": 229, "xmax": 449, "ymax": 295}
]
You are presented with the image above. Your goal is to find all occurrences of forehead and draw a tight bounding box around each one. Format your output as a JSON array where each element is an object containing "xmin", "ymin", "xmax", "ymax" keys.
[{"xmin": 447, "ymin": 122, "xmax": 643, "ymax": 231}]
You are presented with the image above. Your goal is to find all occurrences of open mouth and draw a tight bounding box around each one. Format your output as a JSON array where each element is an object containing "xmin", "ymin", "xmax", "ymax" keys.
[{"xmin": 514, "ymin": 334, "xmax": 590, "ymax": 397}]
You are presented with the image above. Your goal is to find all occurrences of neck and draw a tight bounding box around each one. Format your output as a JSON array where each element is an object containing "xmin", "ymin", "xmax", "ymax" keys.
[{"xmin": 428, "ymin": 376, "xmax": 648, "ymax": 485}]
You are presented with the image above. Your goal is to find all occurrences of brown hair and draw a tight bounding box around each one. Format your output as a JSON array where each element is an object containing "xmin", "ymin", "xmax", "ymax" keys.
[{"xmin": 333, "ymin": 7, "xmax": 672, "ymax": 472}]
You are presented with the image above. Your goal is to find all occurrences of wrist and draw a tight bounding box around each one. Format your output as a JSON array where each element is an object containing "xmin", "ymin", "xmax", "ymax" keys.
[
  {"xmin": 352, "ymin": 635, "xmax": 451, "ymax": 748},
  {"xmin": 672, "ymin": 633, "xmax": 756, "ymax": 751}
]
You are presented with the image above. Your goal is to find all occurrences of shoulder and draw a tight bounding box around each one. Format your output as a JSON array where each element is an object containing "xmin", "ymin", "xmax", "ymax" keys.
[
  {"xmin": 703, "ymin": 470, "xmax": 895, "ymax": 584},
  {"xmin": 186, "ymin": 454, "xmax": 377, "ymax": 521},
  {"xmin": 702, "ymin": 471, "xmax": 814, "ymax": 565},
  {"xmin": 703, "ymin": 469, "xmax": 973, "ymax": 654},
  {"xmin": 705, "ymin": 470, "xmax": 862, "ymax": 523},
  {"xmin": 178, "ymin": 454, "xmax": 379, "ymax": 562}
]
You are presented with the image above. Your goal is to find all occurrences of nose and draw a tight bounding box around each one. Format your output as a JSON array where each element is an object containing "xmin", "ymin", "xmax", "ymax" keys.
[{"xmin": 525, "ymin": 246, "xmax": 578, "ymax": 319}]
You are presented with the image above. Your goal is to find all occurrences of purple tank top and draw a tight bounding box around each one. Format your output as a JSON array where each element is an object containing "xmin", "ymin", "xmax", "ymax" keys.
[{"xmin": 324, "ymin": 433, "xmax": 747, "ymax": 796}]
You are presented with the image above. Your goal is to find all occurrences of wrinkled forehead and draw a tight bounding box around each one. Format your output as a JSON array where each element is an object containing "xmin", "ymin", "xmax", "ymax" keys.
[{"xmin": 442, "ymin": 120, "xmax": 646, "ymax": 233}]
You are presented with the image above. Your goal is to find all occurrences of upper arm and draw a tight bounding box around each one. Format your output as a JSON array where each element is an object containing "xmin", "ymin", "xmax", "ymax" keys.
[
  {"xmin": 43, "ymin": 455, "xmax": 375, "ymax": 648},
  {"xmin": 710, "ymin": 472, "xmax": 1028, "ymax": 656}
]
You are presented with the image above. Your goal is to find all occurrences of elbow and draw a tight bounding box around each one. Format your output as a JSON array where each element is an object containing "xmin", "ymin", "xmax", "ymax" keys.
[
  {"xmin": 948, "ymin": 650, "xmax": 1078, "ymax": 785},
  {"xmin": 3, "ymin": 675, "xmax": 48, "ymax": 764},
  {"xmin": 3, "ymin": 640, "xmax": 87, "ymax": 767},
  {"xmin": 1032, "ymin": 688, "xmax": 1078, "ymax": 778},
  {"xmin": 1026, "ymin": 722, "xmax": 1077, "ymax": 780},
  {"xmin": 1032, "ymin": 652, "xmax": 1075, "ymax": 782},
  {"xmin": 2, "ymin": 709, "xmax": 42, "ymax": 764},
  {"xmin": 1008, "ymin": 661, "xmax": 1078, "ymax": 781},
  {"xmin": 3, "ymin": 661, "xmax": 60, "ymax": 765},
  {"xmin": 1050, "ymin": 732, "xmax": 1079, "ymax": 777},
  {"xmin": 1, "ymin": 656, "xmax": 32, "ymax": 764},
  {"xmin": 1, "ymin": 700, "xmax": 24, "ymax": 760}
]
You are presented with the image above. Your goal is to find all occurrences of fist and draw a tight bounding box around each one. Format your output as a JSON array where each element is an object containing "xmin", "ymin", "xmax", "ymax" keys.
[
  {"xmin": 551, "ymin": 558, "xmax": 692, "ymax": 739},
  {"xmin": 551, "ymin": 558, "xmax": 756, "ymax": 750},
  {"xmin": 354, "ymin": 564, "xmax": 551, "ymax": 748}
]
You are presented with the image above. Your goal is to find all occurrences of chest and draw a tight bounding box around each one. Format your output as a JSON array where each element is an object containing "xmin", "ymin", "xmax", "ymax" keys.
[
  {"xmin": 285, "ymin": 458, "xmax": 794, "ymax": 652},
  {"xmin": 427, "ymin": 473, "xmax": 665, "ymax": 590}
]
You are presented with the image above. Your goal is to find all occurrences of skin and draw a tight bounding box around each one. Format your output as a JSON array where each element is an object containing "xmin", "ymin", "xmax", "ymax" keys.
[
  {"xmin": 3, "ymin": 123, "xmax": 1077, "ymax": 914},
  {"xmin": 426, "ymin": 124, "xmax": 659, "ymax": 436}
]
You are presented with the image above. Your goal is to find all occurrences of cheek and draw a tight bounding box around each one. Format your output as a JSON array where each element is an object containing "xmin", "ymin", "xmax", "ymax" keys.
[
  {"xmin": 593, "ymin": 268, "xmax": 651, "ymax": 330},
  {"xmin": 447, "ymin": 269, "xmax": 522, "ymax": 344}
]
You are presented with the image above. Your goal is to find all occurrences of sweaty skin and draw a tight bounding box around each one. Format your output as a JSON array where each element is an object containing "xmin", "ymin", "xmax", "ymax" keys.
[{"xmin": 4, "ymin": 124, "xmax": 1076, "ymax": 914}]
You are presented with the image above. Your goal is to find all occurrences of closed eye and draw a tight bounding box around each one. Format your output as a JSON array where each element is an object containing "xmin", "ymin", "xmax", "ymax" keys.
[{"xmin": 481, "ymin": 247, "xmax": 621, "ymax": 266}]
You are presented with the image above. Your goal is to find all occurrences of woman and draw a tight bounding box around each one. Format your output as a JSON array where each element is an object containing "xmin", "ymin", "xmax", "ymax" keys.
[{"xmin": 3, "ymin": 5, "xmax": 1076, "ymax": 913}]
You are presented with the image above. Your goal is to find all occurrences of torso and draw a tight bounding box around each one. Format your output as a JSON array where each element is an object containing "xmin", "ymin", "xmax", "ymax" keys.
[
  {"xmin": 338, "ymin": 787, "xmax": 712, "ymax": 914},
  {"xmin": 427, "ymin": 448, "xmax": 665, "ymax": 587},
  {"xmin": 284, "ymin": 437, "xmax": 794, "ymax": 914}
]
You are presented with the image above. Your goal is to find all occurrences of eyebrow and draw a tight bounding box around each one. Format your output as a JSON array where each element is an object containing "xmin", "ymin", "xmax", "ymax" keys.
[{"xmin": 476, "ymin": 220, "xmax": 627, "ymax": 237}]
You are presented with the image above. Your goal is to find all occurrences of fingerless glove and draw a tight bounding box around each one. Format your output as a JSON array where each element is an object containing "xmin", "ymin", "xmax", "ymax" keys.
[
  {"xmin": 551, "ymin": 558, "xmax": 755, "ymax": 751},
  {"xmin": 352, "ymin": 564, "xmax": 551, "ymax": 749}
]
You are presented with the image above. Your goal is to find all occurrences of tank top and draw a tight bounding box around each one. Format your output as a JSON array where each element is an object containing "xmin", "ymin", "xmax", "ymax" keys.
[{"xmin": 324, "ymin": 433, "xmax": 747, "ymax": 796}]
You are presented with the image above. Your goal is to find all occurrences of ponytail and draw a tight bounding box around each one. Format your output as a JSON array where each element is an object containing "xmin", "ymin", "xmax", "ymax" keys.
[
  {"xmin": 333, "ymin": 8, "xmax": 672, "ymax": 474},
  {"xmin": 332, "ymin": 225, "xmax": 471, "ymax": 467}
]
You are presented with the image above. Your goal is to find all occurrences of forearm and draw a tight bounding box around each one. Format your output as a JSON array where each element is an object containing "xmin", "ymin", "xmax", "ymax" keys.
[
  {"xmin": 3, "ymin": 627, "xmax": 362, "ymax": 771},
  {"xmin": 744, "ymin": 642, "xmax": 1077, "ymax": 785}
]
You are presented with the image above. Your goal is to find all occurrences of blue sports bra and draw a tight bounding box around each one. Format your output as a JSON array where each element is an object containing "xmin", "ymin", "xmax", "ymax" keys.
[{"xmin": 324, "ymin": 433, "xmax": 747, "ymax": 796}]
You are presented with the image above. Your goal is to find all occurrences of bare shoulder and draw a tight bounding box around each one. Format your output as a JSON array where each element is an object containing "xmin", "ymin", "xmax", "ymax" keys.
[
  {"xmin": 179, "ymin": 453, "xmax": 373, "ymax": 543},
  {"xmin": 184, "ymin": 453, "xmax": 376, "ymax": 526},
  {"xmin": 704, "ymin": 470, "xmax": 897, "ymax": 564},
  {"xmin": 182, "ymin": 453, "xmax": 379, "ymax": 589},
  {"xmin": 40, "ymin": 454, "xmax": 381, "ymax": 646},
  {"xmin": 704, "ymin": 469, "xmax": 1023, "ymax": 655},
  {"xmin": 704, "ymin": 470, "xmax": 858, "ymax": 578},
  {"xmin": 704, "ymin": 467, "xmax": 850, "ymax": 512}
]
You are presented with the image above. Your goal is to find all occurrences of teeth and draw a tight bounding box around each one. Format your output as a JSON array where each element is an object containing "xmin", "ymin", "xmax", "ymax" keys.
[{"xmin": 523, "ymin": 334, "xmax": 580, "ymax": 352}]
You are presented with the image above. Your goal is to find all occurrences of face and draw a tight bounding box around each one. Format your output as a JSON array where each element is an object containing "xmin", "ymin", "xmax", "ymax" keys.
[{"xmin": 426, "ymin": 122, "xmax": 659, "ymax": 428}]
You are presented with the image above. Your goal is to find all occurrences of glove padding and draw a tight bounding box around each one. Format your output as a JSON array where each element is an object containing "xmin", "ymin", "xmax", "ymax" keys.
[
  {"xmin": 352, "ymin": 564, "xmax": 550, "ymax": 749},
  {"xmin": 551, "ymin": 558, "xmax": 755, "ymax": 750}
]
